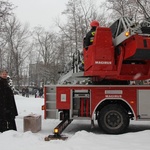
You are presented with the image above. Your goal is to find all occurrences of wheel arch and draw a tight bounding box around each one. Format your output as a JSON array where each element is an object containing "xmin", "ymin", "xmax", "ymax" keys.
[{"xmin": 93, "ymin": 98, "xmax": 135, "ymax": 120}]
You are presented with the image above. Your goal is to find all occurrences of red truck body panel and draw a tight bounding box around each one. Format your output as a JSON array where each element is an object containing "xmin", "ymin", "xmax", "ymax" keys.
[{"xmin": 51, "ymin": 85, "xmax": 150, "ymax": 119}]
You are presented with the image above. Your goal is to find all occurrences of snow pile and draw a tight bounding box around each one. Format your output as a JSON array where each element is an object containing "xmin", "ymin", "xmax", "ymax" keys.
[{"xmin": 0, "ymin": 95, "xmax": 150, "ymax": 150}]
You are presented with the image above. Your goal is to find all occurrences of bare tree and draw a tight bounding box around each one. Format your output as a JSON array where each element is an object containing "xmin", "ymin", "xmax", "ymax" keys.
[
  {"xmin": 105, "ymin": 0, "xmax": 150, "ymax": 22},
  {"xmin": 32, "ymin": 27, "xmax": 57, "ymax": 65},
  {"xmin": 136, "ymin": 0, "xmax": 150, "ymax": 19},
  {"xmin": 60, "ymin": 0, "xmax": 95, "ymax": 54},
  {"xmin": 0, "ymin": 0, "xmax": 14, "ymax": 68},
  {"xmin": 3, "ymin": 16, "xmax": 32, "ymax": 88},
  {"xmin": 0, "ymin": 1, "xmax": 14, "ymax": 18},
  {"xmin": 32, "ymin": 27, "xmax": 60, "ymax": 84}
]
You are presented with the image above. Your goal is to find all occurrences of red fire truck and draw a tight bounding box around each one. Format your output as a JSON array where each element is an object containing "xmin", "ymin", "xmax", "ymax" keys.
[{"xmin": 42, "ymin": 16, "xmax": 150, "ymax": 140}]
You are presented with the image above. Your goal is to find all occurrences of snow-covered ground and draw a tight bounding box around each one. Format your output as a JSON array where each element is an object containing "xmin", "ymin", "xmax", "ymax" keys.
[{"xmin": 1, "ymin": 95, "xmax": 150, "ymax": 150}]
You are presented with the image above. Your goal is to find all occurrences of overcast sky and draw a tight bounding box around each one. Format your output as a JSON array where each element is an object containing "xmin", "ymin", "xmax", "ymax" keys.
[
  {"xmin": 9, "ymin": 0, "xmax": 69, "ymax": 29},
  {"xmin": 8, "ymin": 0, "xmax": 103, "ymax": 30}
]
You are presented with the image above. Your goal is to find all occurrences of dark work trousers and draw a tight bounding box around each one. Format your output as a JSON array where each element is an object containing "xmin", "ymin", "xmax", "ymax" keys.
[{"xmin": 0, "ymin": 119, "xmax": 17, "ymax": 132}]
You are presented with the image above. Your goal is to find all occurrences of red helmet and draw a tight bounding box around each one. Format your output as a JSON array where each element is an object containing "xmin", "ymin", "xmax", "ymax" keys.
[{"xmin": 90, "ymin": 20, "xmax": 99, "ymax": 27}]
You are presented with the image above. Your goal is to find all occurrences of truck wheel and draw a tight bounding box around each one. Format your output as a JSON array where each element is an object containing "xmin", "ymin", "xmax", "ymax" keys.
[{"xmin": 98, "ymin": 104, "xmax": 129, "ymax": 134}]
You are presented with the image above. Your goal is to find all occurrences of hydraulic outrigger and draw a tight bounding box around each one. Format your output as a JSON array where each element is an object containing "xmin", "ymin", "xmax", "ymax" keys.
[{"xmin": 44, "ymin": 119, "xmax": 73, "ymax": 141}]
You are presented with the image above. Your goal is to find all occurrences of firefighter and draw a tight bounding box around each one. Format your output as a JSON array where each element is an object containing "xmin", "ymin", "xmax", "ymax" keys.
[
  {"xmin": 79, "ymin": 20, "xmax": 99, "ymax": 71},
  {"xmin": 0, "ymin": 69, "xmax": 18, "ymax": 132},
  {"xmin": 84, "ymin": 20, "xmax": 100, "ymax": 49}
]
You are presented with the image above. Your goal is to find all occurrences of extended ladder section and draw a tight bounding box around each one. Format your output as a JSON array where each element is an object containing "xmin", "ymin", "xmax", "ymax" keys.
[
  {"xmin": 110, "ymin": 17, "xmax": 141, "ymax": 46},
  {"xmin": 110, "ymin": 16, "xmax": 150, "ymax": 46}
]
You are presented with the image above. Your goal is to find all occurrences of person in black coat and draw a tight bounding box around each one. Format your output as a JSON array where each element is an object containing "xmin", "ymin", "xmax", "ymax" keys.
[
  {"xmin": 0, "ymin": 69, "xmax": 18, "ymax": 132},
  {"xmin": 25, "ymin": 86, "xmax": 29, "ymax": 97},
  {"xmin": 39, "ymin": 87, "xmax": 43, "ymax": 97}
]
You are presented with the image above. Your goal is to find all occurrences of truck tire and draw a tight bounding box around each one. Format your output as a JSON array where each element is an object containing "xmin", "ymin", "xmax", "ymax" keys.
[{"xmin": 98, "ymin": 104, "xmax": 129, "ymax": 134}]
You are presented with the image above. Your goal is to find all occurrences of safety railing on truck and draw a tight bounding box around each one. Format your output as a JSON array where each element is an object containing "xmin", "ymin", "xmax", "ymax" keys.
[{"xmin": 57, "ymin": 50, "xmax": 85, "ymax": 84}]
